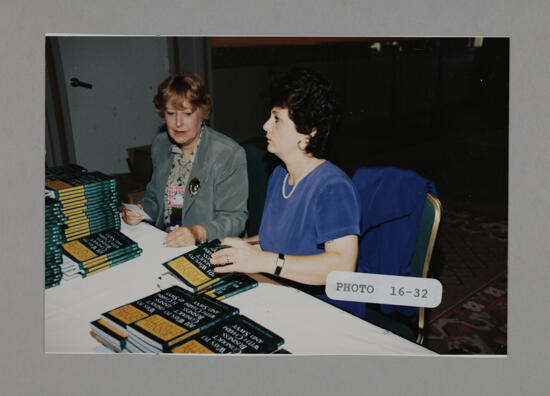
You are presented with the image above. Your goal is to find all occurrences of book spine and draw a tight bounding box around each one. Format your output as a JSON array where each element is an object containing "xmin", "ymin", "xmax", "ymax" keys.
[
  {"xmin": 80, "ymin": 249, "xmax": 142, "ymax": 276},
  {"xmin": 80, "ymin": 245, "xmax": 140, "ymax": 269},
  {"xmin": 208, "ymin": 281, "xmax": 258, "ymax": 301}
]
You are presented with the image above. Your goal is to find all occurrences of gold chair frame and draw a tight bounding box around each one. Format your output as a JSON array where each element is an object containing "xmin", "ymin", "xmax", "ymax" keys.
[{"xmin": 416, "ymin": 193, "xmax": 442, "ymax": 344}]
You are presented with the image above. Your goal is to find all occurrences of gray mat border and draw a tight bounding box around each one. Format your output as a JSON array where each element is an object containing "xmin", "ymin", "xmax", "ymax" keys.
[{"xmin": 1, "ymin": 0, "xmax": 548, "ymax": 395}]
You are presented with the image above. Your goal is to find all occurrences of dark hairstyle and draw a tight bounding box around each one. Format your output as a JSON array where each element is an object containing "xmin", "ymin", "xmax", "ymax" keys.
[
  {"xmin": 153, "ymin": 72, "xmax": 211, "ymax": 122},
  {"xmin": 268, "ymin": 68, "xmax": 340, "ymax": 158}
]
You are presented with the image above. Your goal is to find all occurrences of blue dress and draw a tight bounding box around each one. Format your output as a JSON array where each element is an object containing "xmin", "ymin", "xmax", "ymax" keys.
[{"xmin": 259, "ymin": 161, "xmax": 362, "ymax": 312}]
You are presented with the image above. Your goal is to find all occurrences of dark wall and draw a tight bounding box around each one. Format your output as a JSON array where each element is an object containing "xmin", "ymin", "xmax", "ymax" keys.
[{"xmin": 211, "ymin": 38, "xmax": 509, "ymax": 212}]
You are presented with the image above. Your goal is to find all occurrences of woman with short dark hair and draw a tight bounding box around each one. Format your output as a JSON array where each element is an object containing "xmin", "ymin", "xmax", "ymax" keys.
[
  {"xmin": 211, "ymin": 68, "xmax": 360, "ymax": 288},
  {"xmin": 267, "ymin": 67, "xmax": 339, "ymax": 158},
  {"xmin": 122, "ymin": 72, "xmax": 248, "ymax": 247}
]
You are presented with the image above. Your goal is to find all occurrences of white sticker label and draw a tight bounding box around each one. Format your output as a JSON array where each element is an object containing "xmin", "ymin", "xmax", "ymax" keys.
[{"xmin": 326, "ymin": 271, "xmax": 442, "ymax": 308}]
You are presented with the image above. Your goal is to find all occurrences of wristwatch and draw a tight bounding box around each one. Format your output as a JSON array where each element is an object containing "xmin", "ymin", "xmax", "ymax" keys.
[{"xmin": 274, "ymin": 253, "xmax": 285, "ymax": 276}]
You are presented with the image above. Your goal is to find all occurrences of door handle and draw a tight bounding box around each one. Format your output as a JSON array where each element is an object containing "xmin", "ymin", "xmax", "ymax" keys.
[{"xmin": 70, "ymin": 77, "xmax": 93, "ymax": 89}]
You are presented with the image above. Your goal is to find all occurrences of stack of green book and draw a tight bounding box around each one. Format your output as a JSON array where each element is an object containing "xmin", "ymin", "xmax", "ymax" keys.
[
  {"xmin": 45, "ymin": 196, "xmax": 66, "ymax": 289},
  {"xmin": 46, "ymin": 163, "xmax": 88, "ymax": 178},
  {"xmin": 89, "ymin": 319, "xmax": 128, "ymax": 353},
  {"xmin": 91, "ymin": 286, "xmax": 206, "ymax": 352},
  {"xmin": 45, "ymin": 165, "xmax": 120, "ymax": 243},
  {"xmin": 170, "ymin": 314, "xmax": 284, "ymax": 354},
  {"xmin": 125, "ymin": 291, "xmax": 239, "ymax": 353},
  {"xmin": 161, "ymin": 239, "xmax": 224, "ymax": 292},
  {"xmin": 90, "ymin": 285, "xmax": 285, "ymax": 354},
  {"xmin": 60, "ymin": 228, "xmax": 142, "ymax": 278},
  {"xmin": 161, "ymin": 239, "xmax": 259, "ymax": 299}
]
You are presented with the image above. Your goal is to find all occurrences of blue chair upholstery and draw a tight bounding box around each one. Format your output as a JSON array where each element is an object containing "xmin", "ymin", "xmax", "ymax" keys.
[{"xmin": 352, "ymin": 166, "xmax": 441, "ymax": 343}]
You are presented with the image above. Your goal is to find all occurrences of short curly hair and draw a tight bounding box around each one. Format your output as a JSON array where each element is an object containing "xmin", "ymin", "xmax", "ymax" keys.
[
  {"xmin": 153, "ymin": 72, "xmax": 211, "ymax": 122},
  {"xmin": 268, "ymin": 68, "xmax": 340, "ymax": 158}
]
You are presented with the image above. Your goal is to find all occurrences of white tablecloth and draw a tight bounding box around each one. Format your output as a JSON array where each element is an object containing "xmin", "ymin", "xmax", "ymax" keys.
[{"xmin": 45, "ymin": 221, "xmax": 435, "ymax": 355}]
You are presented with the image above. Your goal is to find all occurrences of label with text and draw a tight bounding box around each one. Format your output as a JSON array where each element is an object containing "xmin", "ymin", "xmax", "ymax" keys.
[{"xmin": 325, "ymin": 271, "xmax": 442, "ymax": 308}]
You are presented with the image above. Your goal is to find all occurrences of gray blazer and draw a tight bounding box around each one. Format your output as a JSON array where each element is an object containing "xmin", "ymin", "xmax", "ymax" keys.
[{"xmin": 139, "ymin": 126, "xmax": 248, "ymax": 240}]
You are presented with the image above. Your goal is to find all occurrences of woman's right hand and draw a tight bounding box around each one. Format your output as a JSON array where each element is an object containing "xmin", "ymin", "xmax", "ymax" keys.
[{"xmin": 121, "ymin": 204, "xmax": 145, "ymax": 226}]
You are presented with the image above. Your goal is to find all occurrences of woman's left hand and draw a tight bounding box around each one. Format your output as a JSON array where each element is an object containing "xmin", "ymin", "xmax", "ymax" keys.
[{"xmin": 210, "ymin": 237, "xmax": 274, "ymax": 274}]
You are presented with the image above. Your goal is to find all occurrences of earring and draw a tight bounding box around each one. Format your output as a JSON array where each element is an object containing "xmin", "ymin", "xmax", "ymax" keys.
[{"xmin": 297, "ymin": 139, "xmax": 308, "ymax": 152}]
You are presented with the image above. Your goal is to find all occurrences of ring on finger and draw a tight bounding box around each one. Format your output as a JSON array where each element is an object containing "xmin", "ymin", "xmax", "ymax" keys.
[{"xmin": 226, "ymin": 255, "xmax": 230, "ymax": 264}]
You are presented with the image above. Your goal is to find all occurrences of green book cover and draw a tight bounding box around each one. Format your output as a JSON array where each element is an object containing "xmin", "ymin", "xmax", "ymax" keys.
[
  {"xmin": 46, "ymin": 180, "xmax": 117, "ymax": 199},
  {"xmin": 45, "ymin": 236, "xmax": 64, "ymax": 245},
  {"xmin": 64, "ymin": 223, "xmax": 121, "ymax": 240},
  {"xmin": 46, "ymin": 261, "xmax": 63, "ymax": 268},
  {"xmin": 45, "ymin": 195, "xmax": 63, "ymax": 205},
  {"xmin": 57, "ymin": 198, "xmax": 117, "ymax": 214},
  {"xmin": 45, "ymin": 217, "xmax": 65, "ymax": 226},
  {"xmin": 45, "ymin": 252, "xmax": 63, "ymax": 260},
  {"xmin": 161, "ymin": 239, "xmax": 223, "ymax": 292},
  {"xmin": 46, "ymin": 246, "xmax": 63, "ymax": 254},
  {"xmin": 62, "ymin": 216, "xmax": 119, "ymax": 229},
  {"xmin": 63, "ymin": 231, "xmax": 92, "ymax": 243},
  {"xmin": 60, "ymin": 197, "xmax": 118, "ymax": 212},
  {"xmin": 63, "ymin": 225, "xmax": 121, "ymax": 241},
  {"xmin": 124, "ymin": 338, "xmax": 146, "ymax": 353},
  {"xmin": 100, "ymin": 286, "xmax": 195, "ymax": 335},
  {"xmin": 63, "ymin": 214, "xmax": 118, "ymax": 229},
  {"xmin": 54, "ymin": 188, "xmax": 117, "ymax": 204},
  {"xmin": 46, "ymin": 265, "xmax": 63, "ymax": 274},
  {"xmin": 45, "ymin": 274, "xmax": 63, "ymax": 283},
  {"xmin": 61, "ymin": 229, "xmax": 137, "ymax": 265},
  {"xmin": 45, "ymin": 266, "xmax": 62, "ymax": 274},
  {"xmin": 90, "ymin": 318, "xmax": 130, "ymax": 353},
  {"xmin": 45, "ymin": 231, "xmax": 64, "ymax": 239},
  {"xmin": 46, "ymin": 163, "xmax": 87, "ymax": 178},
  {"xmin": 45, "ymin": 280, "xmax": 61, "ymax": 289},
  {"xmin": 45, "ymin": 256, "xmax": 63, "ymax": 264},
  {"xmin": 170, "ymin": 314, "xmax": 284, "ymax": 354},
  {"xmin": 46, "ymin": 170, "xmax": 115, "ymax": 189},
  {"xmin": 199, "ymin": 273, "xmax": 258, "ymax": 300},
  {"xmin": 45, "ymin": 248, "xmax": 62, "ymax": 256},
  {"xmin": 62, "ymin": 201, "xmax": 117, "ymax": 215},
  {"xmin": 62, "ymin": 205, "xmax": 118, "ymax": 220},
  {"xmin": 63, "ymin": 216, "xmax": 120, "ymax": 231},
  {"xmin": 45, "ymin": 213, "xmax": 66, "ymax": 222},
  {"xmin": 45, "ymin": 220, "xmax": 66, "ymax": 228},
  {"xmin": 45, "ymin": 221, "xmax": 65, "ymax": 230},
  {"xmin": 45, "ymin": 261, "xmax": 63, "ymax": 270},
  {"xmin": 79, "ymin": 248, "xmax": 142, "ymax": 274},
  {"xmin": 78, "ymin": 244, "xmax": 140, "ymax": 270},
  {"xmin": 127, "ymin": 293, "xmax": 239, "ymax": 352},
  {"xmin": 45, "ymin": 275, "xmax": 63, "ymax": 285}
]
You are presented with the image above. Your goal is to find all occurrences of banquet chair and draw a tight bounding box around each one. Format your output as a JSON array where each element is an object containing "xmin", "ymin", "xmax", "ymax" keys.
[
  {"xmin": 351, "ymin": 167, "xmax": 442, "ymax": 344},
  {"xmin": 363, "ymin": 193, "xmax": 441, "ymax": 344}
]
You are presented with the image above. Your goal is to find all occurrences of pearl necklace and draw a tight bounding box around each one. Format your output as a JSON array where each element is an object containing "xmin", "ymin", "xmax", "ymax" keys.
[{"xmin": 281, "ymin": 160, "xmax": 321, "ymax": 199}]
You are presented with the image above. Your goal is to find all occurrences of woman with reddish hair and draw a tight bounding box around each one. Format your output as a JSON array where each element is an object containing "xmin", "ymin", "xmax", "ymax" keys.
[{"xmin": 122, "ymin": 72, "xmax": 248, "ymax": 247}]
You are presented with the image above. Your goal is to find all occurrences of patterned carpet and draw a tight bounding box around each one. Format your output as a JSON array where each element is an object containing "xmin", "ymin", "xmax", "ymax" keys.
[
  {"xmin": 425, "ymin": 272, "xmax": 507, "ymax": 354},
  {"xmin": 422, "ymin": 203, "xmax": 507, "ymax": 354}
]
